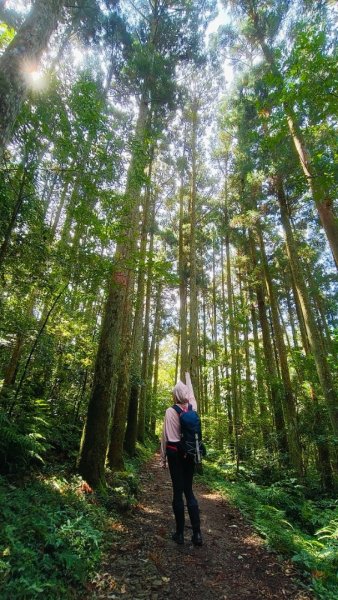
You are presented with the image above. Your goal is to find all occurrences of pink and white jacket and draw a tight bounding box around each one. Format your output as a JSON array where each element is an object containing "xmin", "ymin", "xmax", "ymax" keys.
[{"xmin": 160, "ymin": 373, "xmax": 197, "ymax": 467}]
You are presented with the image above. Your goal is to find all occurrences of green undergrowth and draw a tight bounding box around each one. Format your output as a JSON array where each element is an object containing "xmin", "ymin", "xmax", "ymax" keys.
[
  {"xmin": 0, "ymin": 439, "xmax": 156, "ymax": 599},
  {"xmin": 197, "ymin": 453, "xmax": 338, "ymax": 600}
]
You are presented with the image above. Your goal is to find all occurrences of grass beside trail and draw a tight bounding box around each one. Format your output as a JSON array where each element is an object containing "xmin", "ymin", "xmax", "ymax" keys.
[
  {"xmin": 197, "ymin": 455, "xmax": 338, "ymax": 600},
  {"xmin": 0, "ymin": 441, "xmax": 156, "ymax": 599}
]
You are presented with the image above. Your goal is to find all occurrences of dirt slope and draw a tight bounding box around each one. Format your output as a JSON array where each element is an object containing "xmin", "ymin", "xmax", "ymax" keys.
[{"xmin": 89, "ymin": 454, "xmax": 313, "ymax": 600}]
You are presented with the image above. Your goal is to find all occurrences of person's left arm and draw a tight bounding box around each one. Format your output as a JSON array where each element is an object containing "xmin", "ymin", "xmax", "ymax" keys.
[{"xmin": 185, "ymin": 372, "xmax": 197, "ymax": 411}]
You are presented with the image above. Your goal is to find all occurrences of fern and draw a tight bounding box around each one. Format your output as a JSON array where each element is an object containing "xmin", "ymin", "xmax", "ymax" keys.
[{"xmin": 0, "ymin": 409, "xmax": 48, "ymax": 473}]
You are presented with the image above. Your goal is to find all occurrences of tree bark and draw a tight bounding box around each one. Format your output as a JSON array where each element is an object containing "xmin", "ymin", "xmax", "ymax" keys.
[
  {"xmin": 256, "ymin": 223, "xmax": 303, "ymax": 476},
  {"xmin": 107, "ymin": 279, "xmax": 135, "ymax": 472},
  {"xmin": 249, "ymin": 232, "xmax": 288, "ymax": 457},
  {"xmin": 148, "ymin": 283, "xmax": 162, "ymax": 435},
  {"xmin": 125, "ymin": 157, "xmax": 153, "ymax": 453},
  {"xmin": 212, "ymin": 235, "xmax": 221, "ymax": 414},
  {"xmin": 189, "ymin": 99, "xmax": 199, "ymax": 397},
  {"xmin": 225, "ymin": 229, "xmax": 238, "ymax": 460},
  {"xmin": 275, "ymin": 175, "xmax": 338, "ymax": 437},
  {"xmin": 138, "ymin": 201, "xmax": 156, "ymax": 434},
  {"xmin": 249, "ymin": 286, "xmax": 271, "ymax": 449},
  {"xmin": 0, "ymin": 0, "xmax": 66, "ymax": 160},
  {"xmin": 78, "ymin": 97, "xmax": 150, "ymax": 488},
  {"xmin": 221, "ymin": 242, "xmax": 232, "ymax": 440}
]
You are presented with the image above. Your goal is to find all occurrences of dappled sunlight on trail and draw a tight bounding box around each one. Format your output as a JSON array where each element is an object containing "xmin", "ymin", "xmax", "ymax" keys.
[{"xmin": 89, "ymin": 454, "xmax": 313, "ymax": 600}]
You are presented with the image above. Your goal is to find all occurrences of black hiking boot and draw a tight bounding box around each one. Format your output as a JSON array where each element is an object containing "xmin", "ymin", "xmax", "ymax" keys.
[
  {"xmin": 191, "ymin": 531, "xmax": 203, "ymax": 546},
  {"xmin": 172, "ymin": 532, "xmax": 184, "ymax": 545}
]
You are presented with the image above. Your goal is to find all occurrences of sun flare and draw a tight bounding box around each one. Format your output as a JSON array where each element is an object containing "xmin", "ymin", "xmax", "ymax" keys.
[{"xmin": 20, "ymin": 59, "xmax": 47, "ymax": 92}]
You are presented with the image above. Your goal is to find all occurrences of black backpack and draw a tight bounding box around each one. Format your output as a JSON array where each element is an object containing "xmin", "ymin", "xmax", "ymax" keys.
[{"xmin": 172, "ymin": 403, "xmax": 204, "ymax": 464}]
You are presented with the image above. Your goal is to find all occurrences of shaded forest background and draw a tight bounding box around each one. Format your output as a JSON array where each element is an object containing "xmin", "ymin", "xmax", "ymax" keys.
[{"xmin": 0, "ymin": 0, "xmax": 337, "ymax": 598}]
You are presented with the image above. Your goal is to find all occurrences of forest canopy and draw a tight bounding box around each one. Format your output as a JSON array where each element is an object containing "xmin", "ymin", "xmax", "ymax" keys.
[
  {"xmin": 0, "ymin": 0, "xmax": 337, "ymax": 597},
  {"xmin": 0, "ymin": 0, "xmax": 337, "ymax": 534}
]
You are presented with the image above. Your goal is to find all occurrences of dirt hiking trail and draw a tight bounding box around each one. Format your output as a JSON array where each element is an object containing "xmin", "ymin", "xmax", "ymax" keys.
[{"xmin": 89, "ymin": 454, "xmax": 313, "ymax": 600}]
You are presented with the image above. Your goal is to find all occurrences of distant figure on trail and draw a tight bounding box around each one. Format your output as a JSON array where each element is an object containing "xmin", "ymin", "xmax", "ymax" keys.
[{"xmin": 160, "ymin": 372, "xmax": 203, "ymax": 546}]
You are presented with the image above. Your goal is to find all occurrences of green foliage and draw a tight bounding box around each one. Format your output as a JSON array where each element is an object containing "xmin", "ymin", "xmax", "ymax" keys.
[
  {"xmin": 198, "ymin": 453, "xmax": 338, "ymax": 599},
  {"xmin": 0, "ymin": 408, "xmax": 48, "ymax": 474},
  {"xmin": 0, "ymin": 23, "xmax": 15, "ymax": 49},
  {"xmin": 103, "ymin": 438, "xmax": 158, "ymax": 511},
  {"xmin": 0, "ymin": 426, "xmax": 156, "ymax": 598},
  {"xmin": 0, "ymin": 474, "xmax": 109, "ymax": 599}
]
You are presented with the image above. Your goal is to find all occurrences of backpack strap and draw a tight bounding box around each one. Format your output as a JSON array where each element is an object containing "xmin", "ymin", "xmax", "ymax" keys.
[{"xmin": 172, "ymin": 403, "xmax": 193, "ymax": 415}]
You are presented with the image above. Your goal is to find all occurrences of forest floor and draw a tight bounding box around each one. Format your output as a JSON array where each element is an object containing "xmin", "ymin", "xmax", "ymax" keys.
[{"xmin": 88, "ymin": 453, "xmax": 314, "ymax": 600}]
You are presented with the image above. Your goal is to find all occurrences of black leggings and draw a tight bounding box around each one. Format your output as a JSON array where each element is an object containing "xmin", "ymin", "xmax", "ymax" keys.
[{"xmin": 166, "ymin": 447, "xmax": 199, "ymax": 515}]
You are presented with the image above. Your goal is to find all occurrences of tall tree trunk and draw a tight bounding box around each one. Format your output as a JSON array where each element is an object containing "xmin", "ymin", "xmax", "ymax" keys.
[
  {"xmin": 249, "ymin": 232, "xmax": 288, "ymax": 457},
  {"xmin": 225, "ymin": 228, "xmax": 238, "ymax": 460},
  {"xmin": 212, "ymin": 237, "xmax": 223, "ymax": 448},
  {"xmin": 78, "ymin": 97, "xmax": 150, "ymax": 488},
  {"xmin": 179, "ymin": 158, "xmax": 189, "ymax": 378},
  {"xmin": 201, "ymin": 276, "xmax": 209, "ymax": 416},
  {"xmin": 175, "ymin": 331, "xmax": 180, "ymax": 387},
  {"xmin": 249, "ymin": 287, "xmax": 270, "ymax": 449},
  {"xmin": 149, "ymin": 284, "xmax": 162, "ymax": 434},
  {"xmin": 107, "ymin": 279, "xmax": 135, "ymax": 472},
  {"xmin": 189, "ymin": 99, "xmax": 199, "ymax": 397},
  {"xmin": 240, "ymin": 266, "xmax": 254, "ymax": 423},
  {"xmin": 275, "ymin": 176, "xmax": 338, "ymax": 437},
  {"xmin": 256, "ymin": 224, "xmax": 303, "ymax": 477},
  {"xmin": 125, "ymin": 157, "xmax": 153, "ymax": 453},
  {"xmin": 0, "ymin": 0, "xmax": 66, "ymax": 160},
  {"xmin": 138, "ymin": 191, "xmax": 156, "ymax": 434},
  {"xmin": 212, "ymin": 236, "xmax": 221, "ymax": 413},
  {"xmin": 221, "ymin": 243, "xmax": 232, "ymax": 441},
  {"xmin": 283, "ymin": 271, "xmax": 299, "ymax": 349},
  {"xmin": 151, "ymin": 335, "xmax": 160, "ymax": 435}
]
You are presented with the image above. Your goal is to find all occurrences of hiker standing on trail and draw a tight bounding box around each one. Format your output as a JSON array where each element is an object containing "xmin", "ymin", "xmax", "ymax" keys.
[{"xmin": 160, "ymin": 372, "xmax": 203, "ymax": 546}]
